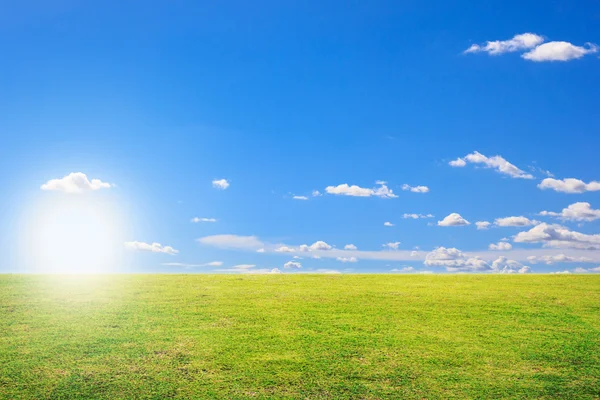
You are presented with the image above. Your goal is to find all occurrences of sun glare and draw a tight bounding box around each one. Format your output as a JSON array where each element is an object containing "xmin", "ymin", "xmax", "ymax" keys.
[{"xmin": 26, "ymin": 196, "xmax": 125, "ymax": 273}]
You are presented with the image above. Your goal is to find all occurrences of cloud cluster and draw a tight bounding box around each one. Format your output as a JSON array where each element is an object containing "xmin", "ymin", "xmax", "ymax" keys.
[
  {"xmin": 284, "ymin": 261, "xmax": 302, "ymax": 269},
  {"xmin": 125, "ymin": 241, "xmax": 178, "ymax": 255},
  {"xmin": 449, "ymin": 151, "xmax": 533, "ymax": 179},
  {"xmin": 382, "ymin": 242, "xmax": 401, "ymax": 250},
  {"xmin": 538, "ymin": 178, "xmax": 600, "ymax": 193},
  {"xmin": 41, "ymin": 172, "xmax": 112, "ymax": 193},
  {"xmin": 489, "ymin": 241, "xmax": 512, "ymax": 251},
  {"xmin": 438, "ymin": 213, "xmax": 470, "ymax": 226},
  {"xmin": 325, "ymin": 182, "xmax": 397, "ymax": 198},
  {"xmin": 402, "ymin": 184, "xmax": 429, "ymax": 193},
  {"xmin": 514, "ymin": 223, "xmax": 600, "ymax": 250},
  {"xmin": 403, "ymin": 213, "xmax": 434, "ymax": 219},
  {"xmin": 476, "ymin": 221, "xmax": 491, "ymax": 230},
  {"xmin": 424, "ymin": 247, "xmax": 489, "ymax": 272},
  {"xmin": 494, "ymin": 216, "xmax": 539, "ymax": 227},
  {"xmin": 465, "ymin": 33, "xmax": 598, "ymax": 62},
  {"xmin": 540, "ymin": 202, "xmax": 600, "ymax": 222}
]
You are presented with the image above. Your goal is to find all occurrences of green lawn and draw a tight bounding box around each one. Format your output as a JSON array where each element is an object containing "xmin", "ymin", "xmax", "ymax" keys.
[{"xmin": 1, "ymin": 275, "xmax": 599, "ymax": 399}]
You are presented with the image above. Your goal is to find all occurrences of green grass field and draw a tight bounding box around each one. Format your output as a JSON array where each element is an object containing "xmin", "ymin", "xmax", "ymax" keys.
[{"xmin": 1, "ymin": 275, "xmax": 599, "ymax": 399}]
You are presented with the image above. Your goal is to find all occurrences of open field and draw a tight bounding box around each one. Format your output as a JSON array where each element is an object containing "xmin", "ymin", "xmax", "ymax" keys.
[{"xmin": 1, "ymin": 275, "xmax": 600, "ymax": 399}]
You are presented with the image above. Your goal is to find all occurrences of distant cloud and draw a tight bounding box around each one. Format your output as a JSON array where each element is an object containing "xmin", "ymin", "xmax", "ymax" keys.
[
  {"xmin": 490, "ymin": 256, "xmax": 530, "ymax": 274},
  {"xmin": 275, "ymin": 246, "xmax": 295, "ymax": 253},
  {"xmin": 231, "ymin": 264, "xmax": 256, "ymax": 269},
  {"xmin": 465, "ymin": 33, "xmax": 544, "ymax": 55},
  {"xmin": 475, "ymin": 221, "xmax": 491, "ymax": 230},
  {"xmin": 162, "ymin": 261, "xmax": 222, "ymax": 268},
  {"xmin": 383, "ymin": 221, "xmax": 395, "ymax": 227},
  {"xmin": 522, "ymin": 42, "xmax": 597, "ymax": 61},
  {"xmin": 526, "ymin": 254, "xmax": 593, "ymax": 265},
  {"xmin": 494, "ymin": 216, "xmax": 539, "ymax": 227},
  {"xmin": 540, "ymin": 202, "xmax": 600, "ymax": 222},
  {"xmin": 293, "ymin": 195, "xmax": 308, "ymax": 200},
  {"xmin": 191, "ymin": 217, "xmax": 217, "ymax": 223},
  {"xmin": 438, "ymin": 213, "xmax": 470, "ymax": 226},
  {"xmin": 337, "ymin": 256, "xmax": 358, "ymax": 263},
  {"xmin": 538, "ymin": 178, "xmax": 600, "ymax": 193},
  {"xmin": 514, "ymin": 223, "xmax": 600, "ymax": 250},
  {"xmin": 424, "ymin": 247, "xmax": 489, "ymax": 272},
  {"xmin": 299, "ymin": 241, "xmax": 333, "ymax": 251},
  {"xmin": 284, "ymin": 261, "xmax": 302, "ymax": 269},
  {"xmin": 382, "ymin": 242, "xmax": 401, "ymax": 250},
  {"xmin": 489, "ymin": 242, "xmax": 513, "ymax": 251},
  {"xmin": 391, "ymin": 266, "xmax": 414, "ymax": 273},
  {"xmin": 256, "ymin": 248, "xmax": 265, "ymax": 253},
  {"xmin": 550, "ymin": 270, "xmax": 570, "ymax": 274},
  {"xmin": 402, "ymin": 184, "xmax": 429, "ymax": 193},
  {"xmin": 270, "ymin": 268, "xmax": 282, "ymax": 274},
  {"xmin": 212, "ymin": 179, "xmax": 230, "ymax": 190},
  {"xmin": 312, "ymin": 190, "xmax": 322, "ymax": 197},
  {"xmin": 41, "ymin": 172, "xmax": 112, "ymax": 193},
  {"xmin": 325, "ymin": 182, "xmax": 397, "ymax": 198},
  {"xmin": 197, "ymin": 234, "xmax": 263, "ymax": 250},
  {"xmin": 451, "ymin": 151, "xmax": 533, "ymax": 179},
  {"xmin": 344, "ymin": 244, "xmax": 357, "ymax": 250},
  {"xmin": 403, "ymin": 213, "xmax": 434, "ymax": 219},
  {"xmin": 125, "ymin": 241, "xmax": 178, "ymax": 255}
]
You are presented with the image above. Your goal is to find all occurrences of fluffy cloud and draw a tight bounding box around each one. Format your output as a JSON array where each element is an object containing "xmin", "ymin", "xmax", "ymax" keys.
[
  {"xmin": 41, "ymin": 172, "xmax": 112, "ymax": 193},
  {"xmin": 125, "ymin": 241, "xmax": 178, "ymax": 255},
  {"xmin": 212, "ymin": 179, "xmax": 230, "ymax": 190},
  {"xmin": 514, "ymin": 223, "xmax": 600, "ymax": 250},
  {"xmin": 344, "ymin": 244, "xmax": 357, "ymax": 250},
  {"xmin": 589, "ymin": 266, "xmax": 600, "ymax": 272},
  {"xmin": 462, "ymin": 151, "xmax": 534, "ymax": 179},
  {"xmin": 391, "ymin": 266, "xmax": 414, "ymax": 272},
  {"xmin": 402, "ymin": 184, "xmax": 429, "ymax": 193},
  {"xmin": 191, "ymin": 217, "xmax": 217, "ymax": 223},
  {"xmin": 490, "ymin": 256, "xmax": 530, "ymax": 274},
  {"xmin": 424, "ymin": 247, "xmax": 489, "ymax": 272},
  {"xmin": 384, "ymin": 221, "xmax": 395, "ymax": 227},
  {"xmin": 538, "ymin": 178, "xmax": 600, "ymax": 193},
  {"xmin": 299, "ymin": 241, "xmax": 333, "ymax": 251},
  {"xmin": 518, "ymin": 266, "xmax": 531, "ymax": 274},
  {"xmin": 540, "ymin": 202, "xmax": 600, "ymax": 222},
  {"xmin": 383, "ymin": 242, "xmax": 401, "ymax": 250},
  {"xmin": 275, "ymin": 246, "xmax": 295, "ymax": 253},
  {"xmin": 526, "ymin": 254, "xmax": 593, "ymax": 265},
  {"xmin": 325, "ymin": 182, "xmax": 397, "ymax": 198},
  {"xmin": 403, "ymin": 213, "xmax": 434, "ymax": 219},
  {"xmin": 522, "ymin": 42, "xmax": 598, "ymax": 61},
  {"xmin": 489, "ymin": 242, "xmax": 513, "ymax": 251},
  {"xmin": 197, "ymin": 235, "xmax": 264, "ymax": 250},
  {"xmin": 293, "ymin": 195, "xmax": 308, "ymax": 200},
  {"xmin": 284, "ymin": 261, "xmax": 302, "ymax": 269},
  {"xmin": 550, "ymin": 270, "xmax": 570, "ymax": 274},
  {"xmin": 476, "ymin": 221, "xmax": 491, "ymax": 230},
  {"xmin": 449, "ymin": 158, "xmax": 467, "ymax": 167},
  {"xmin": 270, "ymin": 268, "xmax": 282, "ymax": 274},
  {"xmin": 337, "ymin": 256, "xmax": 358, "ymax": 263},
  {"xmin": 438, "ymin": 213, "xmax": 470, "ymax": 226},
  {"xmin": 464, "ymin": 33, "xmax": 544, "ymax": 55},
  {"xmin": 494, "ymin": 216, "xmax": 539, "ymax": 227},
  {"xmin": 312, "ymin": 190, "xmax": 322, "ymax": 197}
]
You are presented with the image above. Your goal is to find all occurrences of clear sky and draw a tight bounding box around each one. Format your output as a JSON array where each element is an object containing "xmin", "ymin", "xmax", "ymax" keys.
[{"xmin": 1, "ymin": 1, "xmax": 599, "ymax": 274}]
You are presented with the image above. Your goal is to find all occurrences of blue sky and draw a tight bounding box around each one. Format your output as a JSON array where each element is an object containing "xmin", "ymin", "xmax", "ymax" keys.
[{"xmin": 1, "ymin": 1, "xmax": 599, "ymax": 274}]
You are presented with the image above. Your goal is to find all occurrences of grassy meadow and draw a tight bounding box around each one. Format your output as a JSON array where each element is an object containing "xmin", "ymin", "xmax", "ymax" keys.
[{"xmin": 1, "ymin": 274, "xmax": 599, "ymax": 399}]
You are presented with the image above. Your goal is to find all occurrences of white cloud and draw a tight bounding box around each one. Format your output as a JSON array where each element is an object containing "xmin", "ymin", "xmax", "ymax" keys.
[
  {"xmin": 344, "ymin": 244, "xmax": 357, "ymax": 250},
  {"xmin": 231, "ymin": 264, "xmax": 256, "ymax": 269},
  {"xmin": 403, "ymin": 213, "xmax": 434, "ymax": 219},
  {"xmin": 284, "ymin": 261, "xmax": 302, "ymax": 269},
  {"xmin": 476, "ymin": 221, "xmax": 491, "ymax": 230},
  {"xmin": 490, "ymin": 256, "xmax": 529, "ymax": 274},
  {"xmin": 550, "ymin": 270, "xmax": 571, "ymax": 274},
  {"xmin": 539, "ymin": 202, "xmax": 600, "ymax": 222},
  {"xmin": 125, "ymin": 241, "xmax": 178, "ymax": 255},
  {"xmin": 522, "ymin": 41, "xmax": 598, "ymax": 61},
  {"xmin": 293, "ymin": 195, "xmax": 308, "ymax": 200},
  {"xmin": 410, "ymin": 251, "xmax": 419, "ymax": 257},
  {"xmin": 391, "ymin": 266, "xmax": 414, "ymax": 273},
  {"xmin": 465, "ymin": 33, "xmax": 544, "ymax": 55},
  {"xmin": 518, "ymin": 266, "xmax": 531, "ymax": 274},
  {"xmin": 270, "ymin": 268, "xmax": 282, "ymax": 274},
  {"xmin": 538, "ymin": 178, "xmax": 600, "ymax": 193},
  {"xmin": 438, "ymin": 213, "xmax": 470, "ymax": 226},
  {"xmin": 449, "ymin": 158, "xmax": 466, "ymax": 167},
  {"xmin": 494, "ymin": 216, "xmax": 539, "ymax": 227},
  {"xmin": 325, "ymin": 182, "xmax": 397, "ymax": 198},
  {"xmin": 312, "ymin": 190, "xmax": 322, "ymax": 197},
  {"xmin": 462, "ymin": 151, "xmax": 534, "ymax": 179},
  {"xmin": 299, "ymin": 241, "xmax": 333, "ymax": 251},
  {"xmin": 402, "ymin": 184, "xmax": 429, "ymax": 193},
  {"xmin": 589, "ymin": 266, "xmax": 600, "ymax": 272},
  {"xmin": 212, "ymin": 179, "xmax": 230, "ymax": 190},
  {"xmin": 275, "ymin": 246, "xmax": 295, "ymax": 253},
  {"xmin": 337, "ymin": 256, "xmax": 358, "ymax": 263},
  {"xmin": 191, "ymin": 217, "xmax": 217, "ymax": 223},
  {"xmin": 197, "ymin": 234, "xmax": 264, "ymax": 250},
  {"xmin": 489, "ymin": 242, "xmax": 513, "ymax": 251},
  {"xmin": 424, "ymin": 247, "xmax": 489, "ymax": 272},
  {"xmin": 41, "ymin": 172, "xmax": 112, "ymax": 193},
  {"xmin": 162, "ymin": 261, "xmax": 223, "ymax": 268},
  {"xmin": 514, "ymin": 223, "xmax": 600, "ymax": 250},
  {"xmin": 525, "ymin": 254, "xmax": 593, "ymax": 265},
  {"xmin": 256, "ymin": 248, "xmax": 265, "ymax": 253},
  {"xmin": 383, "ymin": 242, "xmax": 401, "ymax": 250},
  {"xmin": 383, "ymin": 221, "xmax": 395, "ymax": 227}
]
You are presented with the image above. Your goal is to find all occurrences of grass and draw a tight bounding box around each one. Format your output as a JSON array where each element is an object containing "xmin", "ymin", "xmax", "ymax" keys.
[{"xmin": 1, "ymin": 274, "xmax": 599, "ymax": 399}]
